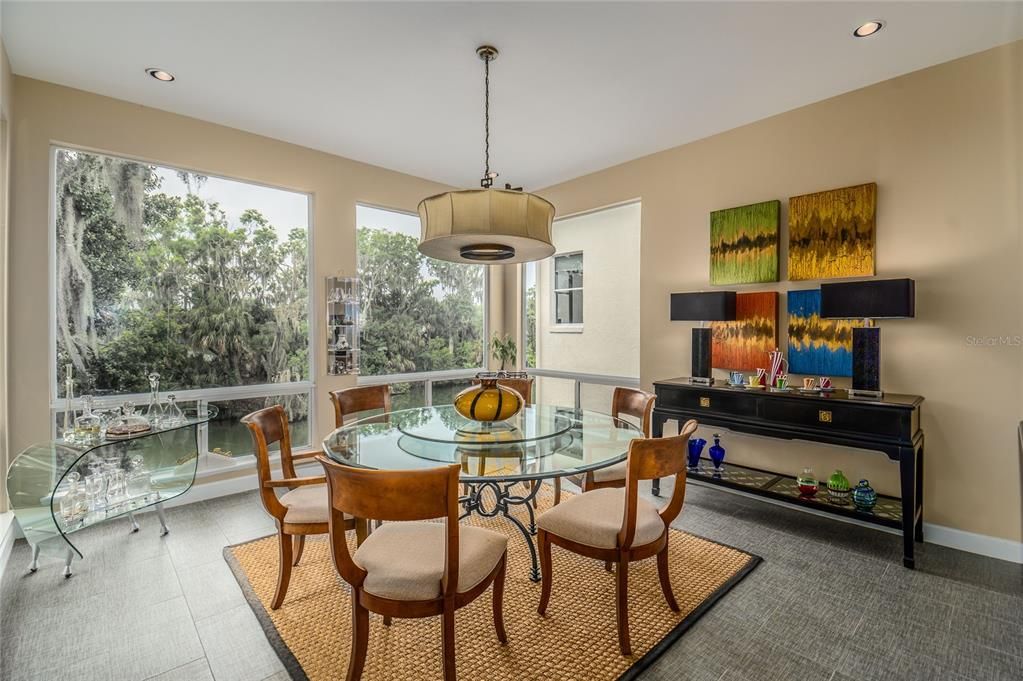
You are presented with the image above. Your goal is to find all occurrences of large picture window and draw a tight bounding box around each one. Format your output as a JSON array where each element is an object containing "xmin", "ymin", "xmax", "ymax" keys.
[
  {"xmin": 356, "ymin": 205, "xmax": 485, "ymax": 406},
  {"xmin": 52, "ymin": 147, "xmax": 312, "ymax": 454}
]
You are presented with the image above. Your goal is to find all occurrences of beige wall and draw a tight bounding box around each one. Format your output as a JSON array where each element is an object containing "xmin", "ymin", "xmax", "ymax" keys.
[
  {"xmin": 6, "ymin": 76, "xmax": 472, "ymax": 478},
  {"xmin": 533, "ymin": 202, "xmax": 641, "ymax": 406},
  {"xmin": 537, "ymin": 42, "xmax": 1023, "ymax": 543},
  {"xmin": 0, "ymin": 39, "xmax": 11, "ymax": 512}
]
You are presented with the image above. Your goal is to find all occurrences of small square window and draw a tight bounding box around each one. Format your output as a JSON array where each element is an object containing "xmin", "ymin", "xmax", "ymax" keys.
[{"xmin": 553, "ymin": 253, "xmax": 583, "ymax": 325}]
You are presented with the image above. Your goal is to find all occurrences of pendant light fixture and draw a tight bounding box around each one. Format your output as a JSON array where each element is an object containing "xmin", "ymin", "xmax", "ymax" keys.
[{"xmin": 418, "ymin": 45, "xmax": 556, "ymax": 264}]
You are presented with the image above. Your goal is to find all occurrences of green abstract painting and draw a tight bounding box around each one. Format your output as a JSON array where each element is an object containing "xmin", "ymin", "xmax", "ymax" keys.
[{"xmin": 709, "ymin": 200, "xmax": 780, "ymax": 285}]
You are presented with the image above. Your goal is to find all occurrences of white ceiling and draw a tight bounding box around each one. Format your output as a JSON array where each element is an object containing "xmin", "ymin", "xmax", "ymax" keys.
[{"xmin": 4, "ymin": 1, "xmax": 1022, "ymax": 189}]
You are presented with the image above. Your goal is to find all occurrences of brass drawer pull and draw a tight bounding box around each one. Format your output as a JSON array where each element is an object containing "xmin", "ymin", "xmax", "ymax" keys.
[
  {"xmin": 699, "ymin": 397, "xmax": 711, "ymax": 408},
  {"xmin": 819, "ymin": 410, "xmax": 832, "ymax": 423}
]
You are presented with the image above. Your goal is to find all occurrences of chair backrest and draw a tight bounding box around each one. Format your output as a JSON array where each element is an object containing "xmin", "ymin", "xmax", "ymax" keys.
[
  {"xmin": 240, "ymin": 405, "xmax": 294, "ymax": 520},
  {"xmin": 617, "ymin": 418, "xmax": 698, "ymax": 549},
  {"xmin": 329, "ymin": 385, "xmax": 392, "ymax": 427},
  {"xmin": 318, "ymin": 457, "xmax": 462, "ymax": 595},
  {"xmin": 611, "ymin": 387, "xmax": 656, "ymax": 437},
  {"xmin": 472, "ymin": 377, "xmax": 534, "ymax": 406}
]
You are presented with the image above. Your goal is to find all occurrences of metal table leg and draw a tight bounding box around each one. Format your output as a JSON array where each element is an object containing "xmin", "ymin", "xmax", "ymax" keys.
[
  {"xmin": 28, "ymin": 544, "xmax": 40, "ymax": 573},
  {"xmin": 461, "ymin": 479, "xmax": 544, "ymax": 582},
  {"xmin": 155, "ymin": 502, "xmax": 170, "ymax": 536}
]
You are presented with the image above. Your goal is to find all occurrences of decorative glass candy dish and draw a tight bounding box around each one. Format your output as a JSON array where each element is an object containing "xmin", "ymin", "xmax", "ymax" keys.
[{"xmin": 106, "ymin": 401, "xmax": 152, "ymax": 439}]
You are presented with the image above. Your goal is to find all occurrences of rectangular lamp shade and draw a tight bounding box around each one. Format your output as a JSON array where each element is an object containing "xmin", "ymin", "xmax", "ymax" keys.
[
  {"xmin": 670, "ymin": 291, "xmax": 737, "ymax": 322},
  {"xmin": 820, "ymin": 279, "xmax": 915, "ymax": 319}
]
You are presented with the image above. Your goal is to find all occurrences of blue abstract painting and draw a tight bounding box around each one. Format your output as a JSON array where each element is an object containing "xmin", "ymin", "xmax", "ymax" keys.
[{"xmin": 786, "ymin": 289, "xmax": 861, "ymax": 377}]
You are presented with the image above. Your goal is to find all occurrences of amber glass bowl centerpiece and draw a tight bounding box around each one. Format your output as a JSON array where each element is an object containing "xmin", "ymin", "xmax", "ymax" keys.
[{"xmin": 454, "ymin": 374, "xmax": 525, "ymax": 423}]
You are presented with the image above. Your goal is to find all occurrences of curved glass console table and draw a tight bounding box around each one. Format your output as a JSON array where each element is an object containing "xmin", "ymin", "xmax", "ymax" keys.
[
  {"xmin": 5, "ymin": 406, "xmax": 217, "ymax": 577},
  {"xmin": 323, "ymin": 405, "xmax": 642, "ymax": 580}
]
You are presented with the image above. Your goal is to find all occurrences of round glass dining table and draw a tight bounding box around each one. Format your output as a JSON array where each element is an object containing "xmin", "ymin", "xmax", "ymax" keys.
[{"xmin": 322, "ymin": 404, "xmax": 642, "ymax": 580}]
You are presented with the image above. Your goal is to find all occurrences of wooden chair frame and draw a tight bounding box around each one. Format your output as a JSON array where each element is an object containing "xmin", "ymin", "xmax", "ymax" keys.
[
  {"xmin": 241, "ymin": 405, "xmax": 363, "ymax": 610},
  {"xmin": 537, "ymin": 419, "xmax": 698, "ymax": 656},
  {"xmin": 553, "ymin": 387, "xmax": 657, "ymax": 505},
  {"xmin": 329, "ymin": 384, "xmax": 393, "ymax": 428},
  {"xmin": 317, "ymin": 458, "xmax": 508, "ymax": 681},
  {"xmin": 579, "ymin": 387, "xmax": 657, "ymax": 492}
]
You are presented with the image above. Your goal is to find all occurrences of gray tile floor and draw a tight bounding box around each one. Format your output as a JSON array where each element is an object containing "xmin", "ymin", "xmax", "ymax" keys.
[{"xmin": 2, "ymin": 479, "xmax": 1021, "ymax": 681}]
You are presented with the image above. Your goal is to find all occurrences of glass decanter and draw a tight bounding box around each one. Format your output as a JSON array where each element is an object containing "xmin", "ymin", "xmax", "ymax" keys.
[
  {"xmin": 164, "ymin": 394, "xmax": 185, "ymax": 427},
  {"xmin": 74, "ymin": 395, "xmax": 103, "ymax": 445},
  {"xmin": 59, "ymin": 472, "xmax": 87, "ymax": 524},
  {"xmin": 62, "ymin": 363, "xmax": 76, "ymax": 443},
  {"xmin": 125, "ymin": 455, "xmax": 152, "ymax": 501},
  {"xmin": 145, "ymin": 372, "xmax": 165, "ymax": 426}
]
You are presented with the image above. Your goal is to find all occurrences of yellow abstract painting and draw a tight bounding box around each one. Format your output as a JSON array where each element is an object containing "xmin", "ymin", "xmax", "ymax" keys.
[{"xmin": 787, "ymin": 183, "xmax": 876, "ymax": 281}]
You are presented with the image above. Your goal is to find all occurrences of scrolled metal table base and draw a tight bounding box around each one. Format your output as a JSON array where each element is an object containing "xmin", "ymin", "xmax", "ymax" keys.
[{"xmin": 460, "ymin": 478, "xmax": 545, "ymax": 582}]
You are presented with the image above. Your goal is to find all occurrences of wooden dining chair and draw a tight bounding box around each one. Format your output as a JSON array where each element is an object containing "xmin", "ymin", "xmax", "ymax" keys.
[
  {"xmin": 536, "ymin": 419, "xmax": 698, "ymax": 656},
  {"xmin": 317, "ymin": 458, "xmax": 509, "ymax": 681},
  {"xmin": 550, "ymin": 387, "xmax": 657, "ymax": 507},
  {"xmin": 329, "ymin": 384, "xmax": 392, "ymax": 428},
  {"xmin": 577, "ymin": 387, "xmax": 657, "ymax": 492},
  {"xmin": 241, "ymin": 405, "xmax": 363, "ymax": 610}
]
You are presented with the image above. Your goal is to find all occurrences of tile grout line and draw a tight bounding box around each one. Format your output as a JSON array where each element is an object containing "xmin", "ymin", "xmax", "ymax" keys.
[
  {"xmin": 141, "ymin": 657, "xmax": 209, "ymax": 681},
  {"xmin": 165, "ymin": 518, "xmax": 217, "ymax": 681}
]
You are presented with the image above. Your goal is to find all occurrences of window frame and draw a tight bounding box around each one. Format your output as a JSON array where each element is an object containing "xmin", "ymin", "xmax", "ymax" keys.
[
  {"xmin": 550, "ymin": 250, "xmax": 584, "ymax": 332},
  {"xmin": 47, "ymin": 144, "xmax": 317, "ymax": 457},
  {"xmin": 354, "ymin": 202, "xmax": 490, "ymax": 391}
]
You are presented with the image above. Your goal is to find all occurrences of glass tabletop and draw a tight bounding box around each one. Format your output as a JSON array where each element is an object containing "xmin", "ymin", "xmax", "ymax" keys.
[{"xmin": 322, "ymin": 405, "xmax": 642, "ymax": 482}]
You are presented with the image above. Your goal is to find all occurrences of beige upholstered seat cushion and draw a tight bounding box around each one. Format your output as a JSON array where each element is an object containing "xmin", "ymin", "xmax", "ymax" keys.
[
  {"xmin": 279, "ymin": 484, "xmax": 330, "ymax": 525},
  {"xmin": 536, "ymin": 487, "xmax": 664, "ymax": 549},
  {"xmin": 353, "ymin": 523, "xmax": 508, "ymax": 601},
  {"xmin": 591, "ymin": 460, "xmax": 626, "ymax": 484}
]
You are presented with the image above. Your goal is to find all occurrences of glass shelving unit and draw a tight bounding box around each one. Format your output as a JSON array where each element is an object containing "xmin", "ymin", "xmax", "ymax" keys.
[
  {"xmin": 326, "ymin": 275, "xmax": 360, "ymax": 375},
  {"xmin": 5, "ymin": 406, "xmax": 217, "ymax": 577}
]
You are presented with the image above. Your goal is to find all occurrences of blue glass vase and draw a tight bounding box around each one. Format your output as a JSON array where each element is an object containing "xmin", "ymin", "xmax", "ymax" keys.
[
  {"xmin": 852, "ymin": 479, "xmax": 877, "ymax": 511},
  {"xmin": 687, "ymin": 438, "xmax": 707, "ymax": 470},
  {"xmin": 709, "ymin": 434, "xmax": 726, "ymax": 472}
]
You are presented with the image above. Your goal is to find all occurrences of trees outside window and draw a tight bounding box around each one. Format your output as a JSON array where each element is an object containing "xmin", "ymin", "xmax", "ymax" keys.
[
  {"xmin": 53, "ymin": 147, "xmax": 311, "ymax": 453},
  {"xmin": 356, "ymin": 205, "xmax": 485, "ymax": 379}
]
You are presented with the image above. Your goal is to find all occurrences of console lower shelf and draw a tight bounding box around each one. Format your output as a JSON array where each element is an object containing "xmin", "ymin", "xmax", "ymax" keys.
[{"xmin": 686, "ymin": 458, "xmax": 904, "ymax": 529}]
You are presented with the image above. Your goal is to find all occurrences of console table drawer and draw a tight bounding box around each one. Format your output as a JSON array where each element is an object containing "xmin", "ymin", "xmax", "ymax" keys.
[
  {"xmin": 657, "ymin": 387, "xmax": 756, "ymax": 418},
  {"xmin": 757, "ymin": 399, "xmax": 909, "ymax": 439}
]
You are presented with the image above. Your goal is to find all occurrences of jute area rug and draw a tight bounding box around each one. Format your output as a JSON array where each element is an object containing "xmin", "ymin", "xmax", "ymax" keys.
[{"xmin": 225, "ymin": 486, "xmax": 760, "ymax": 681}]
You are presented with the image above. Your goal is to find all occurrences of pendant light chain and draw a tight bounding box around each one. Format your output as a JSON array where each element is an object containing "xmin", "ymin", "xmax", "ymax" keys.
[{"xmin": 482, "ymin": 53, "xmax": 492, "ymax": 188}]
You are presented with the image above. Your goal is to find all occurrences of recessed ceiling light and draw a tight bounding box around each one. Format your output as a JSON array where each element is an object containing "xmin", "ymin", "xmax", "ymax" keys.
[
  {"xmin": 145, "ymin": 68, "xmax": 175, "ymax": 82},
  {"xmin": 853, "ymin": 21, "xmax": 884, "ymax": 38}
]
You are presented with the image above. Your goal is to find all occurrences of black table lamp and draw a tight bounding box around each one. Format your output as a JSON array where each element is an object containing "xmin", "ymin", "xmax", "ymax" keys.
[
  {"xmin": 820, "ymin": 278, "xmax": 915, "ymax": 398},
  {"xmin": 670, "ymin": 291, "xmax": 737, "ymax": 385}
]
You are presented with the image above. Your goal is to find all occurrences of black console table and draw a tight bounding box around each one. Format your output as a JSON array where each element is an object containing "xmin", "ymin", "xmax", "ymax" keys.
[{"xmin": 651, "ymin": 377, "xmax": 924, "ymax": 568}]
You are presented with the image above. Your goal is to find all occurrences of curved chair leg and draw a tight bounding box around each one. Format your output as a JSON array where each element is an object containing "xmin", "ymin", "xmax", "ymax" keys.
[
  {"xmin": 656, "ymin": 546, "xmax": 679, "ymax": 612},
  {"xmin": 383, "ymin": 615, "xmax": 392, "ymax": 626},
  {"xmin": 347, "ymin": 593, "xmax": 369, "ymax": 681},
  {"xmin": 492, "ymin": 553, "xmax": 508, "ymax": 643},
  {"xmin": 271, "ymin": 529, "xmax": 293, "ymax": 610},
  {"xmin": 441, "ymin": 604, "xmax": 457, "ymax": 681},
  {"xmin": 537, "ymin": 530, "xmax": 553, "ymax": 615},
  {"xmin": 616, "ymin": 559, "xmax": 632, "ymax": 656},
  {"xmin": 292, "ymin": 535, "xmax": 306, "ymax": 566}
]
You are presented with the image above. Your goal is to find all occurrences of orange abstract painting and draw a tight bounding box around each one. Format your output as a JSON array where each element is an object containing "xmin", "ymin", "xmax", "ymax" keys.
[{"xmin": 712, "ymin": 292, "xmax": 778, "ymax": 371}]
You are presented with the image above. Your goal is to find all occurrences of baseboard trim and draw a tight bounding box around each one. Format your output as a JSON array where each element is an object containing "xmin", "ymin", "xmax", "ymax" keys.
[
  {"xmin": 922, "ymin": 522, "xmax": 1023, "ymax": 564},
  {"xmin": 0, "ymin": 511, "xmax": 17, "ymax": 583}
]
